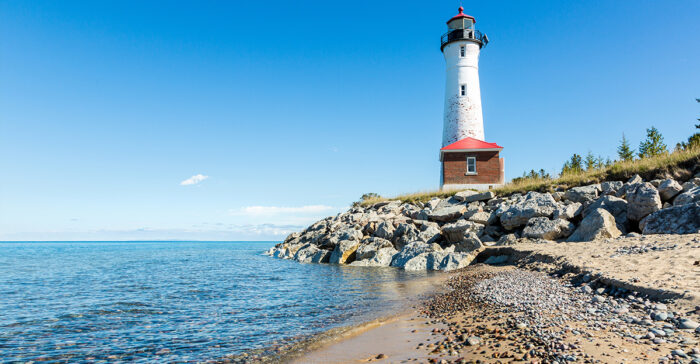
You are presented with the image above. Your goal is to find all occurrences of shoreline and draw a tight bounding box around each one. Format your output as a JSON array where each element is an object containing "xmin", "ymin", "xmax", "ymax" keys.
[{"xmin": 292, "ymin": 234, "xmax": 700, "ymax": 363}]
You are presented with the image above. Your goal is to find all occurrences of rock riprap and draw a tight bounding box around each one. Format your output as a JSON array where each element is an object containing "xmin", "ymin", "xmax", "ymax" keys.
[{"xmin": 265, "ymin": 174, "xmax": 700, "ymax": 271}]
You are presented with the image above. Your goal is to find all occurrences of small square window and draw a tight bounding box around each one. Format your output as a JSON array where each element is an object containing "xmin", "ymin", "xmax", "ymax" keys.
[
  {"xmin": 460, "ymin": 45, "xmax": 465, "ymax": 57},
  {"xmin": 467, "ymin": 157, "xmax": 476, "ymax": 174},
  {"xmin": 460, "ymin": 84, "xmax": 467, "ymax": 96}
]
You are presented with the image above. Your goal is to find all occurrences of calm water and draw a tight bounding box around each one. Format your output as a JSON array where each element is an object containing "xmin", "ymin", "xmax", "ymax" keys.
[{"xmin": 0, "ymin": 241, "xmax": 437, "ymax": 362}]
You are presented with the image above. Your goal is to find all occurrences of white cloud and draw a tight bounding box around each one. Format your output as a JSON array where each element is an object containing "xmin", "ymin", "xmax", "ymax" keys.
[{"xmin": 180, "ymin": 174, "xmax": 208, "ymax": 186}]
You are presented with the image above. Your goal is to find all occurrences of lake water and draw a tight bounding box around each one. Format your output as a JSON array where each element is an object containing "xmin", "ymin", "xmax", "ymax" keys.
[{"xmin": 0, "ymin": 241, "xmax": 438, "ymax": 362}]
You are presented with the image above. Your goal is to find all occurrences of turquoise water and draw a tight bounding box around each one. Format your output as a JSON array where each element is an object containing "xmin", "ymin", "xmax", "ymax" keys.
[{"xmin": 0, "ymin": 241, "xmax": 436, "ymax": 362}]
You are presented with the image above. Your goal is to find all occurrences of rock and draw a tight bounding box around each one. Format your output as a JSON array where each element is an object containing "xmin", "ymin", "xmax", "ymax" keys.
[
  {"xmin": 641, "ymin": 202, "xmax": 700, "ymax": 234},
  {"xmin": 553, "ymin": 202, "xmax": 583, "ymax": 220},
  {"xmin": 626, "ymin": 182, "xmax": 662, "ymax": 222},
  {"xmin": 652, "ymin": 311, "xmax": 668, "ymax": 321},
  {"xmin": 294, "ymin": 244, "xmax": 321, "ymax": 263},
  {"xmin": 678, "ymin": 319, "xmax": 699, "ymax": 330},
  {"xmin": 428, "ymin": 204, "xmax": 467, "ymax": 222},
  {"xmin": 593, "ymin": 295, "xmax": 605, "ymax": 303},
  {"xmin": 392, "ymin": 223, "xmax": 420, "ymax": 249},
  {"xmin": 567, "ymin": 208, "xmax": 622, "ymax": 242},
  {"xmin": 426, "ymin": 198, "xmax": 441, "ymax": 210},
  {"xmin": 500, "ymin": 192, "xmax": 558, "ymax": 230},
  {"xmin": 402, "ymin": 251, "xmax": 446, "ymax": 271},
  {"xmin": 350, "ymin": 247, "xmax": 397, "ymax": 267},
  {"xmin": 438, "ymin": 252, "xmax": 479, "ymax": 271},
  {"xmin": 417, "ymin": 224, "xmax": 442, "ymax": 244},
  {"xmin": 453, "ymin": 231, "xmax": 483, "ymax": 252},
  {"xmin": 453, "ymin": 190, "xmax": 478, "ymax": 202},
  {"xmin": 390, "ymin": 242, "xmax": 433, "ymax": 268},
  {"xmin": 522, "ymin": 217, "xmax": 575, "ymax": 240},
  {"xmin": 658, "ymin": 179, "xmax": 683, "ymax": 201},
  {"xmin": 495, "ymin": 233, "xmax": 518, "ymax": 246},
  {"xmin": 484, "ymin": 255, "xmax": 509, "ymax": 265},
  {"xmin": 673, "ymin": 186, "xmax": 700, "ymax": 206},
  {"xmin": 465, "ymin": 336, "xmax": 481, "ymax": 346},
  {"xmin": 628, "ymin": 174, "xmax": 643, "ymax": 184},
  {"xmin": 310, "ymin": 249, "xmax": 332, "ymax": 263},
  {"xmin": 374, "ymin": 221, "xmax": 395, "ymax": 240},
  {"xmin": 467, "ymin": 210, "xmax": 496, "ymax": 225},
  {"xmin": 583, "ymin": 195, "xmax": 629, "ymax": 233},
  {"xmin": 441, "ymin": 220, "xmax": 484, "ymax": 243},
  {"xmin": 460, "ymin": 191, "xmax": 495, "ymax": 203},
  {"xmin": 329, "ymin": 240, "xmax": 360, "ymax": 264},
  {"xmin": 565, "ymin": 184, "xmax": 601, "ymax": 203},
  {"xmin": 601, "ymin": 181, "xmax": 624, "ymax": 195},
  {"xmin": 355, "ymin": 237, "xmax": 394, "ymax": 261}
]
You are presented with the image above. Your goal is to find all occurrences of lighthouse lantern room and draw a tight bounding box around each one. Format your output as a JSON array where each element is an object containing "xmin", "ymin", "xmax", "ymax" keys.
[{"xmin": 439, "ymin": 7, "xmax": 504, "ymax": 191}]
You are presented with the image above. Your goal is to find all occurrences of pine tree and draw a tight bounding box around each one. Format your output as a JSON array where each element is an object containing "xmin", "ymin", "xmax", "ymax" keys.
[
  {"xmin": 617, "ymin": 133, "xmax": 635, "ymax": 161},
  {"xmin": 584, "ymin": 151, "xmax": 597, "ymax": 171},
  {"xmin": 638, "ymin": 126, "xmax": 667, "ymax": 158},
  {"xmin": 566, "ymin": 154, "xmax": 583, "ymax": 173}
]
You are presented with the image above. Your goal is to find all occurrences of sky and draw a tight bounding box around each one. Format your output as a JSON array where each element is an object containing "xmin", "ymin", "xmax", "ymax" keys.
[{"xmin": 1, "ymin": 1, "xmax": 699, "ymax": 241}]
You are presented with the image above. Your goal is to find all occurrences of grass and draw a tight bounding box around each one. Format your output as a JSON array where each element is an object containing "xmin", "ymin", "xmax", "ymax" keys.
[{"xmin": 360, "ymin": 146, "xmax": 700, "ymax": 207}]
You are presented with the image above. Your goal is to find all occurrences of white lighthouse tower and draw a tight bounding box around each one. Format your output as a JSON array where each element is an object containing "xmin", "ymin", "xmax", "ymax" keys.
[
  {"xmin": 439, "ymin": 8, "xmax": 504, "ymax": 191},
  {"xmin": 441, "ymin": 6, "xmax": 487, "ymax": 146}
]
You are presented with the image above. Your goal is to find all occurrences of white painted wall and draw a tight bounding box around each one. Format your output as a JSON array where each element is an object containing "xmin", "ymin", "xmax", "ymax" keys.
[{"xmin": 442, "ymin": 40, "xmax": 484, "ymax": 147}]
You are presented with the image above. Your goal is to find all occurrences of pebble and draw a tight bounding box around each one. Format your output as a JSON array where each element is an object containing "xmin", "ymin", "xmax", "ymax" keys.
[
  {"xmin": 678, "ymin": 319, "xmax": 699, "ymax": 330},
  {"xmin": 593, "ymin": 295, "xmax": 605, "ymax": 303}
]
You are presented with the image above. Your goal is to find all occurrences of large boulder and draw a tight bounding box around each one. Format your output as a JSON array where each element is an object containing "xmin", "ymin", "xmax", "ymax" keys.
[
  {"xmin": 417, "ymin": 224, "xmax": 442, "ymax": 244},
  {"xmin": 438, "ymin": 252, "xmax": 479, "ymax": 271},
  {"xmin": 390, "ymin": 242, "xmax": 434, "ymax": 268},
  {"xmin": 522, "ymin": 217, "xmax": 575, "ymax": 240},
  {"xmin": 468, "ymin": 211, "xmax": 496, "ymax": 225},
  {"xmin": 350, "ymin": 247, "xmax": 398, "ymax": 267},
  {"xmin": 626, "ymin": 182, "xmax": 662, "ymax": 222},
  {"xmin": 310, "ymin": 249, "xmax": 332, "ymax": 263},
  {"xmin": 583, "ymin": 195, "xmax": 629, "ymax": 233},
  {"xmin": 673, "ymin": 186, "xmax": 700, "ymax": 206},
  {"xmin": 355, "ymin": 237, "xmax": 394, "ymax": 261},
  {"xmin": 294, "ymin": 244, "xmax": 321, "ymax": 263},
  {"xmin": 500, "ymin": 192, "xmax": 558, "ymax": 230},
  {"xmin": 641, "ymin": 202, "xmax": 700, "ymax": 235},
  {"xmin": 329, "ymin": 240, "xmax": 360, "ymax": 264},
  {"xmin": 460, "ymin": 191, "xmax": 495, "ymax": 203},
  {"xmin": 402, "ymin": 252, "xmax": 446, "ymax": 271},
  {"xmin": 553, "ymin": 202, "xmax": 583, "ymax": 220},
  {"xmin": 453, "ymin": 190, "xmax": 478, "ymax": 202},
  {"xmin": 453, "ymin": 231, "xmax": 484, "ymax": 252},
  {"xmin": 567, "ymin": 209, "xmax": 622, "ymax": 242},
  {"xmin": 428, "ymin": 204, "xmax": 467, "ymax": 222},
  {"xmin": 565, "ymin": 184, "xmax": 601, "ymax": 204},
  {"xmin": 601, "ymin": 181, "xmax": 624, "ymax": 196},
  {"xmin": 657, "ymin": 179, "xmax": 683, "ymax": 201},
  {"xmin": 374, "ymin": 221, "xmax": 395, "ymax": 240},
  {"xmin": 393, "ymin": 223, "xmax": 421, "ymax": 249},
  {"xmin": 441, "ymin": 220, "xmax": 484, "ymax": 243}
]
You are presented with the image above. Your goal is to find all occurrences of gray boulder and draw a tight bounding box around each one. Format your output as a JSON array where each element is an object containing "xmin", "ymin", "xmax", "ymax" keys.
[
  {"xmin": 626, "ymin": 182, "xmax": 662, "ymax": 221},
  {"xmin": 310, "ymin": 249, "xmax": 332, "ymax": 263},
  {"xmin": 641, "ymin": 202, "xmax": 700, "ymax": 235},
  {"xmin": 402, "ymin": 251, "xmax": 446, "ymax": 271},
  {"xmin": 329, "ymin": 240, "xmax": 360, "ymax": 264},
  {"xmin": 565, "ymin": 184, "xmax": 601, "ymax": 203},
  {"xmin": 495, "ymin": 233, "xmax": 518, "ymax": 246},
  {"xmin": 438, "ymin": 252, "xmax": 479, "ymax": 271},
  {"xmin": 350, "ymin": 247, "xmax": 398, "ymax": 267},
  {"xmin": 460, "ymin": 191, "xmax": 495, "ymax": 203},
  {"xmin": 428, "ymin": 204, "xmax": 467, "ymax": 222},
  {"xmin": 601, "ymin": 181, "xmax": 624, "ymax": 196},
  {"xmin": 294, "ymin": 244, "xmax": 321, "ymax": 263},
  {"xmin": 658, "ymin": 179, "xmax": 683, "ymax": 201},
  {"xmin": 393, "ymin": 223, "xmax": 421, "ymax": 249},
  {"xmin": 441, "ymin": 220, "xmax": 484, "ymax": 243},
  {"xmin": 453, "ymin": 190, "xmax": 478, "ymax": 202},
  {"xmin": 374, "ymin": 221, "xmax": 395, "ymax": 240},
  {"xmin": 390, "ymin": 242, "xmax": 433, "ymax": 268},
  {"xmin": 355, "ymin": 237, "xmax": 394, "ymax": 261},
  {"xmin": 673, "ymin": 186, "xmax": 700, "ymax": 206},
  {"xmin": 567, "ymin": 209, "xmax": 622, "ymax": 242},
  {"xmin": 522, "ymin": 217, "xmax": 575, "ymax": 240},
  {"xmin": 583, "ymin": 195, "xmax": 629, "ymax": 233},
  {"xmin": 417, "ymin": 224, "xmax": 442, "ymax": 244},
  {"xmin": 453, "ymin": 231, "xmax": 484, "ymax": 252},
  {"xmin": 500, "ymin": 192, "xmax": 558, "ymax": 230},
  {"xmin": 553, "ymin": 202, "xmax": 583, "ymax": 220},
  {"xmin": 467, "ymin": 210, "xmax": 496, "ymax": 225}
]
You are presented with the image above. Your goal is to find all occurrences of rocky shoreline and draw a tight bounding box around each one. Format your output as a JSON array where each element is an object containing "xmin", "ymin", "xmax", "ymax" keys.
[{"xmin": 265, "ymin": 172, "xmax": 700, "ymax": 272}]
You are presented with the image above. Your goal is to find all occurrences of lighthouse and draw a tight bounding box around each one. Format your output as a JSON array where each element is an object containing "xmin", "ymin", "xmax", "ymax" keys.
[{"xmin": 439, "ymin": 7, "xmax": 504, "ymax": 190}]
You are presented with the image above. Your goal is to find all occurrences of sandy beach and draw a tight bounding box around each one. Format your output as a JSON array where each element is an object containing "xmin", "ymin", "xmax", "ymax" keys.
[{"xmin": 294, "ymin": 234, "xmax": 700, "ymax": 363}]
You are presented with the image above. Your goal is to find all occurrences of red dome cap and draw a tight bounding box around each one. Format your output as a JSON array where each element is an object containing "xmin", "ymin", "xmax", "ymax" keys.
[{"xmin": 447, "ymin": 6, "xmax": 476, "ymax": 24}]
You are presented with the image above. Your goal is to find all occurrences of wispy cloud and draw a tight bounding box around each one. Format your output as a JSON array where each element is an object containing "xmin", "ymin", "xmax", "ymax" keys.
[{"xmin": 180, "ymin": 174, "xmax": 208, "ymax": 186}]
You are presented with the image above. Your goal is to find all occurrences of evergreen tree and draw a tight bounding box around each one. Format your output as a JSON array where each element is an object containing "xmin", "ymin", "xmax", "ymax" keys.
[
  {"xmin": 617, "ymin": 133, "xmax": 635, "ymax": 161},
  {"xmin": 678, "ymin": 99, "xmax": 700, "ymax": 150},
  {"xmin": 638, "ymin": 126, "xmax": 667, "ymax": 158},
  {"xmin": 584, "ymin": 151, "xmax": 597, "ymax": 171},
  {"xmin": 563, "ymin": 154, "xmax": 583, "ymax": 174}
]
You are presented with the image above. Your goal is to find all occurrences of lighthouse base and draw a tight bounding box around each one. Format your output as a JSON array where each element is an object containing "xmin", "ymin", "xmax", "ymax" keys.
[{"xmin": 441, "ymin": 183, "xmax": 504, "ymax": 192}]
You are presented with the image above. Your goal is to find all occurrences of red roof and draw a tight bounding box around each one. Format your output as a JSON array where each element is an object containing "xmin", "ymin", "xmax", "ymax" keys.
[
  {"xmin": 441, "ymin": 137, "xmax": 503, "ymax": 151},
  {"xmin": 447, "ymin": 6, "xmax": 476, "ymax": 24}
]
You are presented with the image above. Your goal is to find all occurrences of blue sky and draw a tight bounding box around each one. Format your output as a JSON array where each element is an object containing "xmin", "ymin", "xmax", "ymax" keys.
[{"xmin": 1, "ymin": 1, "xmax": 699, "ymax": 241}]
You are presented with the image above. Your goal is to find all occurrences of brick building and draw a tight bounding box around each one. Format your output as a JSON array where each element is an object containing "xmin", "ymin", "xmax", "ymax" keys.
[{"xmin": 440, "ymin": 137, "xmax": 505, "ymax": 190}]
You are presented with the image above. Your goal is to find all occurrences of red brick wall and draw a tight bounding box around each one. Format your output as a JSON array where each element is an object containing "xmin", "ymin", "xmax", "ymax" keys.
[{"xmin": 442, "ymin": 151, "xmax": 503, "ymax": 185}]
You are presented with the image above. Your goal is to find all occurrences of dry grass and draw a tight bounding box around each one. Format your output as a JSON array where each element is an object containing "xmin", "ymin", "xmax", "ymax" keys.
[{"xmin": 360, "ymin": 146, "xmax": 700, "ymax": 207}]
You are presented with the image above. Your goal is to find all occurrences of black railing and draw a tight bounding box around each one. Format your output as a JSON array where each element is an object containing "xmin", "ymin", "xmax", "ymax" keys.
[{"xmin": 440, "ymin": 29, "xmax": 488, "ymax": 50}]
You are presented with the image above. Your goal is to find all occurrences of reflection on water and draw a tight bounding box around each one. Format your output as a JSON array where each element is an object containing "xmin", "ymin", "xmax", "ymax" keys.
[{"xmin": 0, "ymin": 242, "xmax": 440, "ymax": 362}]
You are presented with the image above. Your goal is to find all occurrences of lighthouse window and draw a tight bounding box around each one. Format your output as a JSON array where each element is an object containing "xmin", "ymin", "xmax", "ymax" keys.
[
  {"xmin": 460, "ymin": 84, "xmax": 467, "ymax": 96},
  {"xmin": 466, "ymin": 157, "xmax": 477, "ymax": 174},
  {"xmin": 460, "ymin": 46, "xmax": 465, "ymax": 57}
]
